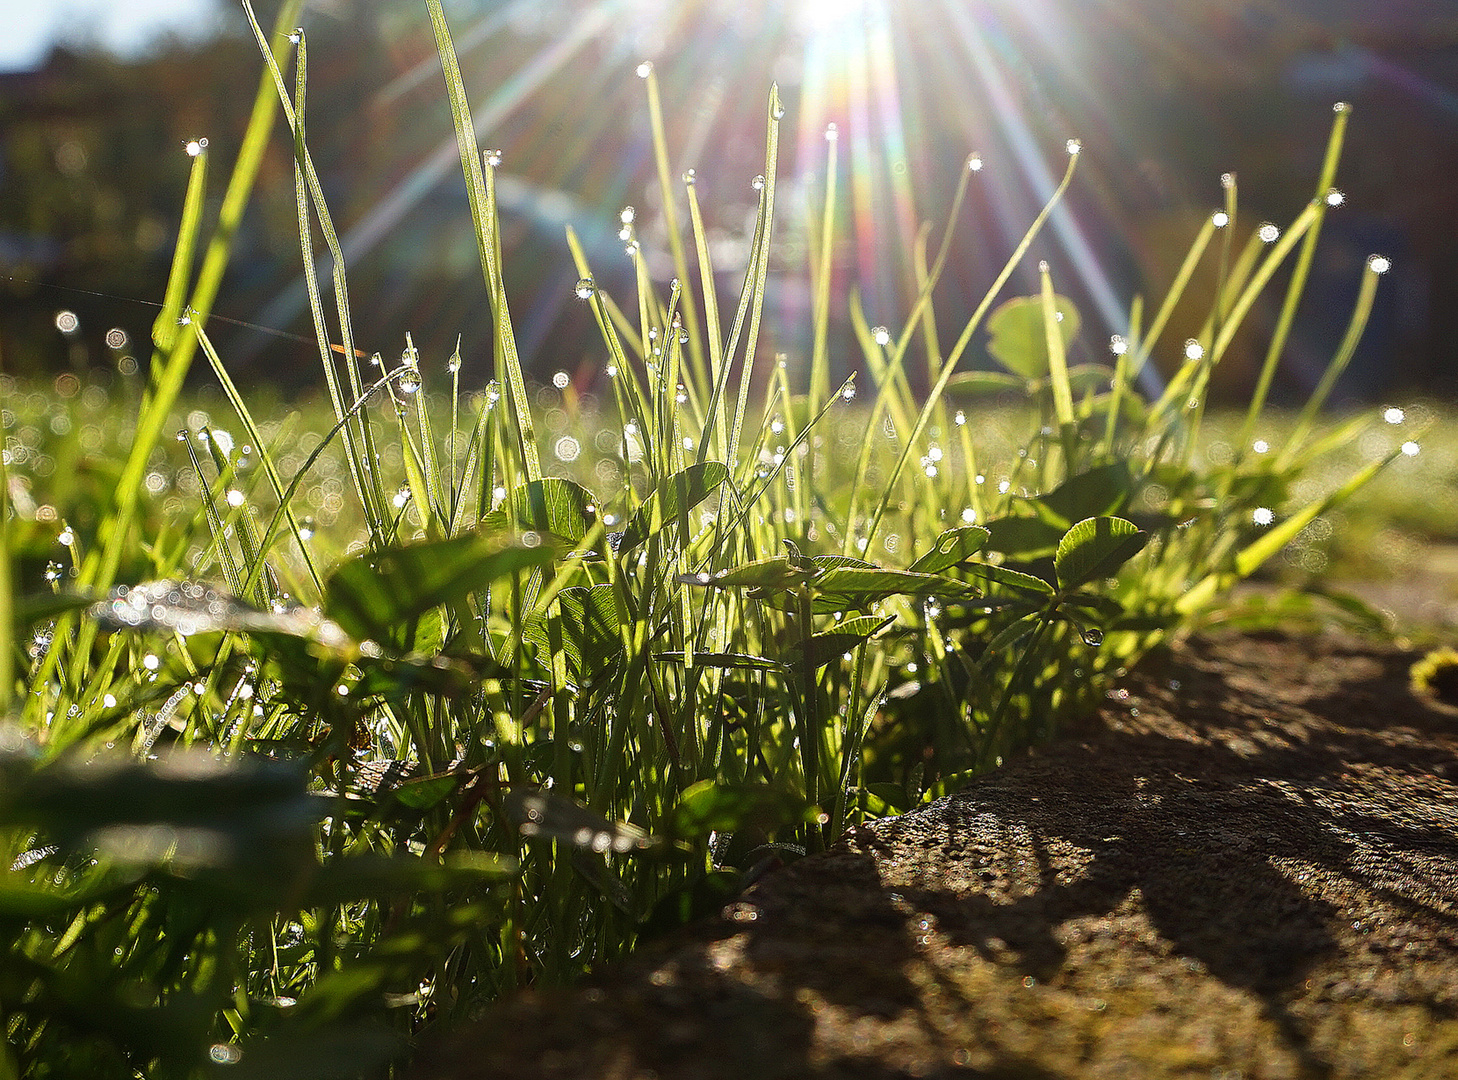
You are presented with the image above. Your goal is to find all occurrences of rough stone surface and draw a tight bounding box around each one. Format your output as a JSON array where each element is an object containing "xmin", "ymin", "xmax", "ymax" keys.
[{"xmin": 416, "ymin": 631, "xmax": 1458, "ymax": 1079}]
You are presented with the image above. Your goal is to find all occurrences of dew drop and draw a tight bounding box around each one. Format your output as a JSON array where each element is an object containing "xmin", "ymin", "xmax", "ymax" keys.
[
  {"xmin": 1253, "ymin": 507, "xmax": 1274, "ymax": 526},
  {"xmin": 1212, "ymin": 210, "xmax": 1229, "ymax": 228},
  {"xmin": 552, "ymin": 370, "xmax": 570, "ymax": 390},
  {"xmin": 1220, "ymin": 171, "xmax": 1236, "ymax": 189},
  {"xmin": 483, "ymin": 148, "xmax": 502, "ymax": 168},
  {"xmin": 966, "ymin": 151, "xmax": 983, "ymax": 172},
  {"xmin": 1184, "ymin": 339, "xmax": 1204, "ymax": 361},
  {"xmin": 185, "ymin": 138, "xmax": 208, "ymax": 157},
  {"xmin": 772, "ymin": 101, "xmax": 785, "ymax": 120},
  {"xmin": 825, "ymin": 122, "xmax": 839, "ymax": 142},
  {"xmin": 1257, "ymin": 222, "xmax": 1280, "ymax": 244},
  {"xmin": 575, "ymin": 277, "xmax": 595, "ymax": 300},
  {"xmin": 1081, "ymin": 628, "xmax": 1104, "ymax": 647},
  {"xmin": 1325, "ymin": 188, "xmax": 1345, "ymax": 207},
  {"xmin": 871, "ymin": 325, "xmax": 891, "ymax": 346},
  {"xmin": 1383, "ymin": 406, "xmax": 1404, "ymax": 425},
  {"xmin": 682, "ymin": 168, "xmax": 696, "ymax": 185},
  {"xmin": 620, "ymin": 206, "xmax": 635, "ymax": 225},
  {"xmin": 636, "ymin": 60, "xmax": 653, "ymax": 78},
  {"xmin": 1367, "ymin": 254, "xmax": 1391, "ymax": 275},
  {"xmin": 1065, "ymin": 138, "xmax": 1082, "ymax": 156},
  {"xmin": 396, "ymin": 367, "xmax": 421, "ymax": 395},
  {"xmin": 751, "ymin": 174, "xmax": 766, "ymax": 191},
  {"xmin": 1401, "ymin": 441, "xmax": 1420, "ymax": 457},
  {"xmin": 1333, "ymin": 100, "xmax": 1351, "ymax": 114},
  {"xmin": 1109, "ymin": 334, "xmax": 1129, "ymax": 356}
]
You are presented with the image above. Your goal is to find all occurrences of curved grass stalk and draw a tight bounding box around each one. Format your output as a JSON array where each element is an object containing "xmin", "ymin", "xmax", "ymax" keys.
[
  {"xmin": 861, "ymin": 151, "xmax": 1080, "ymax": 553},
  {"xmin": 1238, "ymin": 104, "xmax": 1351, "ymax": 454}
]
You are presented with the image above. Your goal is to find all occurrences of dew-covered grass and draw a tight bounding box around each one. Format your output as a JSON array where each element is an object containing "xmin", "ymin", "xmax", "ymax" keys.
[{"xmin": 0, "ymin": 3, "xmax": 1443, "ymax": 1076}]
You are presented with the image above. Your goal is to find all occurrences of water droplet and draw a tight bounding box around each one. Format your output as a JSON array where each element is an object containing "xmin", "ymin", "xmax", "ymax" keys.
[
  {"xmin": 772, "ymin": 101, "xmax": 785, "ymax": 120},
  {"xmin": 825, "ymin": 122, "xmax": 839, "ymax": 142},
  {"xmin": 552, "ymin": 371, "xmax": 570, "ymax": 389},
  {"xmin": 446, "ymin": 351, "xmax": 462, "ymax": 374},
  {"xmin": 1333, "ymin": 100, "xmax": 1351, "ymax": 114},
  {"xmin": 396, "ymin": 367, "xmax": 421, "ymax": 395},
  {"xmin": 209, "ymin": 1044, "xmax": 242, "ymax": 1065},
  {"xmin": 575, "ymin": 277, "xmax": 595, "ymax": 299},
  {"xmin": 1401, "ymin": 441, "xmax": 1420, "ymax": 457},
  {"xmin": 1109, "ymin": 334, "xmax": 1129, "ymax": 356},
  {"xmin": 1253, "ymin": 507, "xmax": 1274, "ymax": 526},
  {"xmin": 966, "ymin": 151, "xmax": 983, "ymax": 171},
  {"xmin": 185, "ymin": 138, "xmax": 208, "ymax": 157},
  {"xmin": 287, "ymin": 28, "xmax": 302, "ymax": 44},
  {"xmin": 682, "ymin": 168, "xmax": 696, "ymax": 185},
  {"xmin": 1211, "ymin": 210, "xmax": 1229, "ymax": 228},
  {"xmin": 620, "ymin": 206, "xmax": 636, "ymax": 225},
  {"xmin": 57, "ymin": 527, "xmax": 75, "ymax": 546},
  {"xmin": 1325, "ymin": 188, "xmax": 1345, "ymax": 207},
  {"xmin": 298, "ymin": 517, "xmax": 316, "ymax": 541},
  {"xmin": 484, "ymin": 148, "xmax": 502, "ymax": 168},
  {"xmin": 1368, "ymin": 254, "xmax": 1391, "ymax": 275},
  {"xmin": 1082, "ymin": 628, "xmax": 1104, "ymax": 647},
  {"xmin": 1220, "ymin": 171, "xmax": 1236, "ymax": 189},
  {"xmin": 751, "ymin": 174, "xmax": 766, "ymax": 191},
  {"xmin": 1038, "ymin": 259, "xmax": 1050, "ymax": 274},
  {"xmin": 871, "ymin": 325, "xmax": 891, "ymax": 346},
  {"xmin": 369, "ymin": 352, "xmax": 382, "ymax": 367},
  {"xmin": 1065, "ymin": 138, "xmax": 1082, "ymax": 156},
  {"xmin": 1252, "ymin": 439, "xmax": 1270, "ymax": 454},
  {"xmin": 1383, "ymin": 406, "xmax": 1405, "ymax": 425},
  {"xmin": 1257, "ymin": 222, "xmax": 1280, "ymax": 244},
  {"xmin": 636, "ymin": 60, "xmax": 653, "ymax": 78},
  {"xmin": 1184, "ymin": 339, "xmax": 1204, "ymax": 361}
]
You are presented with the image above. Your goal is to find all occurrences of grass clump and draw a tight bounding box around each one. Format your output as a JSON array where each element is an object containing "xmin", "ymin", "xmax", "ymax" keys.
[{"xmin": 0, "ymin": 6, "xmax": 1423, "ymax": 1077}]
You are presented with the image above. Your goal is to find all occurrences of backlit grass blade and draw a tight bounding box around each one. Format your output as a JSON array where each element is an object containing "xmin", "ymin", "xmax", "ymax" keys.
[
  {"xmin": 193, "ymin": 323, "xmax": 323, "ymax": 597},
  {"xmin": 424, "ymin": 0, "xmax": 540, "ymax": 482},
  {"xmin": 862, "ymin": 149, "xmax": 1080, "ymax": 552},
  {"xmin": 1239, "ymin": 103, "xmax": 1351, "ymax": 453},
  {"xmin": 1277, "ymin": 258, "xmax": 1386, "ymax": 469},
  {"xmin": 242, "ymin": 4, "xmax": 387, "ymax": 535},
  {"xmin": 1176, "ymin": 445, "xmax": 1402, "ymax": 617},
  {"xmin": 641, "ymin": 64, "xmax": 707, "ymax": 401},
  {"xmin": 1129, "ymin": 212, "xmax": 1217, "ymax": 390},
  {"xmin": 727, "ymin": 86, "xmax": 783, "ymax": 478}
]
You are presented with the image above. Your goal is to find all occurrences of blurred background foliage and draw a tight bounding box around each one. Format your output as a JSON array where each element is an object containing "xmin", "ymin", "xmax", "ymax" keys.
[{"xmin": 0, "ymin": 0, "xmax": 1454, "ymax": 400}]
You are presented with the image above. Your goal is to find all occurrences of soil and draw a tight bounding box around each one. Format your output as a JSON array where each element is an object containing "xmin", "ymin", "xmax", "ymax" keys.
[{"xmin": 415, "ymin": 630, "xmax": 1458, "ymax": 1079}]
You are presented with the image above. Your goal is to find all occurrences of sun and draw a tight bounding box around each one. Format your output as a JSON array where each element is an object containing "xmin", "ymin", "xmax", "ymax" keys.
[{"xmin": 794, "ymin": 0, "xmax": 870, "ymax": 34}]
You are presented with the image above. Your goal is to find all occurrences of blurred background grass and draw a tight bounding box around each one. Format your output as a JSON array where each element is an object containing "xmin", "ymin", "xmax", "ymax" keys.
[{"xmin": 7, "ymin": 372, "xmax": 1455, "ymax": 626}]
